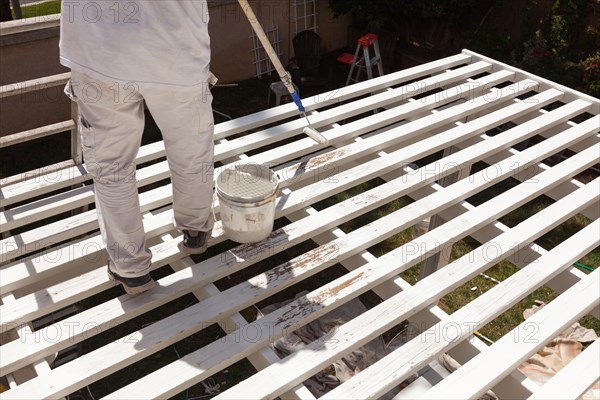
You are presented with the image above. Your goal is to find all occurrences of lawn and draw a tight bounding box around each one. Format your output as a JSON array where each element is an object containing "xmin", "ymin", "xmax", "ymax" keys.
[{"xmin": 17, "ymin": 0, "xmax": 61, "ymax": 19}]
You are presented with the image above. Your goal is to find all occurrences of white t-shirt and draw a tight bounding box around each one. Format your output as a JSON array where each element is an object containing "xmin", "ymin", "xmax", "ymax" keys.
[{"xmin": 59, "ymin": 0, "xmax": 211, "ymax": 89}]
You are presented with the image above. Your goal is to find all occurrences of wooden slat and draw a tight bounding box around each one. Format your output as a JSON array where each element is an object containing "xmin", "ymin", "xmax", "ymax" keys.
[
  {"xmin": 527, "ymin": 339, "xmax": 600, "ymax": 400},
  {"xmin": 0, "ymin": 159, "xmax": 77, "ymax": 187},
  {"xmin": 415, "ymin": 268, "xmax": 600, "ymax": 400},
  {"xmin": 250, "ymin": 80, "xmax": 543, "ymax": 168},
  {"xmin": 400, "ymin": 305, "xmax": 540, "ymax": 399},
  {"xmin": 107, "ymin": 155, "xmax": 599, "ymax": 400},
  {"xmin": 0, "ymin": 185, "xmax": 93, "ymax": 233},
  {"xmin": 0, "ymin": 180, "xmax": 176, "ymax": 264},
  {"xmin": 0, "ymin": 14, "xmax": 60, "ymax": 37},
  {"xmin": 448, "ymin": 121, "xmax": 600, "ymax": 222},
  {"xmin": 415, "ymin": 115, "xmax": 599, "ymax": 283},
  {"xmin": 0, "ymin": 160, "xmax": 170, "ymax": 234},
  {"xmin": 3, "ymin": 108, "xmax": 593, "ymax": 375},
  {"xmin": 0, "ymin": 292, "xmax": 53, "ymax": 388},
  {"xmin": 0, "ymin": 71, "xmax": 71, "ymax": 99},
  {"xmin": 274, "ymin": 93, "xmax": 588, "ymax": 217},
  {"xmin": 0, "ymin": 141, "xmax": 165, "ymax": 207},
  {"xmin": 421, "ymin": 220, "xmax": 597, "ymax": 321},
  {"xmin": 0, "ymin": 71, "xmax": 69, "ymax": 99},
  {"xmin": 420, "ymin": 188, "xmax": 598, "ymax": 314},
  {"xmin": 0, "ymin": 120, "xmax": 75, "ymax": 148}
]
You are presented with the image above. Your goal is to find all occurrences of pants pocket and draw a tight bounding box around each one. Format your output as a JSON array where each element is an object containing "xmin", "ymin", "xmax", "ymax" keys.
[
  {"xmin": 196, "ymin": 90, "xmax": 214, "ymax": 134},
  {"xmin": 63, "ymin": 79, "xmax": 76, "ymax": 102},
  {"xmin": 80, "ymin": 118, "xmax": 97, "ymax": 175},
  {"xmin": 66, "ymin": 78, "xmax": 98, "ymax": 176}
]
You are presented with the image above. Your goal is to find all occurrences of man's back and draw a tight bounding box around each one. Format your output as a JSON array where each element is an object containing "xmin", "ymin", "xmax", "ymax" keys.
[{"xmin": 60, "ymin": 0, "xmax": 211, "ymax": 89}]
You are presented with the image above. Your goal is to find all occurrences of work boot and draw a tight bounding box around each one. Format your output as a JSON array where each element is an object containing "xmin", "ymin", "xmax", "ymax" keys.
[
  {"xmin": 178, "ymin": 229, "xmax": 209, "ymax": 254},
  {"xmin": 107, "ymin": 265, "xmax": 155, "ymax": 295}
]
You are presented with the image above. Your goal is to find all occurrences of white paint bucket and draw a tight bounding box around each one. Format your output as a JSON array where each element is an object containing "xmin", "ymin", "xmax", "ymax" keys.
[{"xmin": 216, "ymin": 163, "xmax": 279, "ymax": 243}]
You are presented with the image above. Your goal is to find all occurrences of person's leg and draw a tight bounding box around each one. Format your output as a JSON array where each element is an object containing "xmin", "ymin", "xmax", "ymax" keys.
[
  {"xmin": 69, "ymin": 70, "xmax": 153, "ymax": 281},
  {"xmin": 142, "ymin": 85, "xmax": 215, "ymax": 241}
]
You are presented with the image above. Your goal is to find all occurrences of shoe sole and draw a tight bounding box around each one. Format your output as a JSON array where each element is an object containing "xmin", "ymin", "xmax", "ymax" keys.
[
  {"xmin": 107, "ymin": 270, "xmax": 156, "ymax": 295},
  {"xmin": 178, "ymin": 241, "xmax": 208, "ymax": 255}
]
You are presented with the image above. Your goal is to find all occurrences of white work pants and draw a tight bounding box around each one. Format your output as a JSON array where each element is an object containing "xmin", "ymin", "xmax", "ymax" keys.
[{"xmin": 68, "ymin": 70, "xmax": 215, "ymax": 277}]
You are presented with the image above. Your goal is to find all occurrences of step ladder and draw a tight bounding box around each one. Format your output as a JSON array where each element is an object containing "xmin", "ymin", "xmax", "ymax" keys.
[{"xmin": 337, "ymin": 33, "xmax": 384, "ymax": 85}]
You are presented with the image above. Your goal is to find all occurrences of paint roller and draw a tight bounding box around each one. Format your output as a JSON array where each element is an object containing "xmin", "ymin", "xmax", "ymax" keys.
[{"xmin": 237, "ymin": 0, "xmax": 329, "ymax": 145}]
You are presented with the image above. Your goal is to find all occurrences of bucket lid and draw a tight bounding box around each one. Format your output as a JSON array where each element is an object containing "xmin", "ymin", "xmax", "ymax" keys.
[{"xmin": 216, "ymin": 163, "xmax": 279, "ymax": 202}]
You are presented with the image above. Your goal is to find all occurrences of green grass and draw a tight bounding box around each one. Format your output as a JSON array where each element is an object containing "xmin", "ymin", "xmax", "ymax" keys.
[
  {"xmin": 438, "ymin": 175, "xmax": 598, "ymax": 341},
  {"xmin": 18, "ymin": 0, "xmax": 61, "ymax": 19}
]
